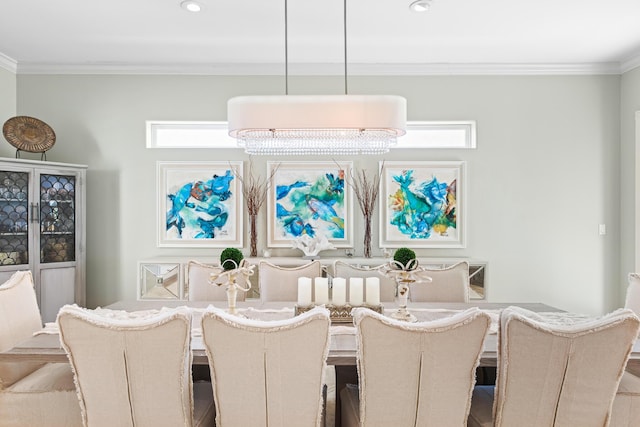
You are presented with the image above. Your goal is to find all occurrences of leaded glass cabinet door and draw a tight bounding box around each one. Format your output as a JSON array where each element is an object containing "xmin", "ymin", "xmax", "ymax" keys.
[
  {"xmin": 39, "ymin": 173, "xmax": 76, "ymax": 264},
  {"xmin": 34, "ymin": 165, "xmax": 86, "ymax": 323},
  {"xmin": 0, "ymin": 170, "xmax": 29, "ymax": 266}
]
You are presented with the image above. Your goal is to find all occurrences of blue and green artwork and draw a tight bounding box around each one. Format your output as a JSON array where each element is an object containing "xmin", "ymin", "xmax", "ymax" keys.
[
  {"xmin": 388, "ymin": 169, "xmax": 457, "ymax": 240},
  {"xmin": 166, "ymin": 169, "xmax": 234, "ymax": 240},
  {"xmin": 274, "ymin": 167, "xmax": 346, "ymax": 241}
]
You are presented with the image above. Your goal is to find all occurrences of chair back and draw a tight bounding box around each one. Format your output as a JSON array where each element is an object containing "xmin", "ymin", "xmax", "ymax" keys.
[
  {"xmin": 352, "ymin": 307, "xmax": 490, "ymax": 427},
  {"xmin": 201, "ymin": 306, "xmax": 331, "ymax": 427},
  {"xmin": 625, "ymin": 273, "xmax": 640, "ymax": 316},
  {"xmin": 333, "ymin": 260, "xmax": 396, "ymax": 302},
  {"xmin": 493, "ymin": 306, "xmax": 640, "ymax": 427},
  {"xmin": 187, "ymin": 260, "xmax": 247, "ymax": 301},
  {"xmin": 259, "ymin": 260, "xmax": 322, "ymax": 302},
  {"xmin": 58, "ymin": 305, "xmax": 196, "ymax": 427},
  {"xmin": 409, "ymin": 260, "xmax": 469, "ymax": 302},
  {"xmin": 0, "ymin": 271, "xmax": 45, "ymax": 388}
]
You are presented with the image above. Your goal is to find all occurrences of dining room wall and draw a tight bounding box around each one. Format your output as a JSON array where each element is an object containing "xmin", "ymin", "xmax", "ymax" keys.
[
  {"xmin": 621, "ymin": 66, "xmax": 640, "ymax": 303},
  {"xmin": 0, "ymin": 67, "xmax": 16, "ymax": 126},
  {"xmin": 8, "ymin": 72, "xmax": 622, "ymax": 315}
]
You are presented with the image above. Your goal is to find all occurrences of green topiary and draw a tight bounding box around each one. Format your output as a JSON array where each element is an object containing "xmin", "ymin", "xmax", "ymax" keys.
[
  {"xmin": 393, "ymin": 247, "xmax": 417, "ymax": 270},
  {"xmin": 220, "ymin": 248, "xmax": 244, "ymax": 271}
]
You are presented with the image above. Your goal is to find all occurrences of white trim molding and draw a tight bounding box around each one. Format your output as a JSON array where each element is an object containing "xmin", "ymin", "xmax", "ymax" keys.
[
  {"xmin": 621, "ymin": 53, "xmax": 640, "ymax": 74},
  {"xmin": 0, "ymin": 52, "xmax": 17, "ymax": 73},
  {"xmin": 15, "ymin": 61, "xmax": 624, "ymax": 76}
]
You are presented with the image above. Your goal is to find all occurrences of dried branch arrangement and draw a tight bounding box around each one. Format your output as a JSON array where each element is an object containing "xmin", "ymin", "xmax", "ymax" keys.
[
  {"xmin": 233, "ymin": 160, "xmax": 279, "ymax": 257},
  {"xmin": 347, "ymin": 163, "xmax": 383, "ymax": 258}
]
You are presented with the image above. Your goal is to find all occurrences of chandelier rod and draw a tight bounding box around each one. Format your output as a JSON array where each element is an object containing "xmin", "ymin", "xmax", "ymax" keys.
[
  {"xmin": 285, "ymin": 0, "xmax": 289, "ymax": 95},
  {"xmin": 283, "ymin": 0, "xmax": 349, "ymax": 96},
  {"xmin": 343, "ymin": 0, "xmax": 348, "ymax": 95}
]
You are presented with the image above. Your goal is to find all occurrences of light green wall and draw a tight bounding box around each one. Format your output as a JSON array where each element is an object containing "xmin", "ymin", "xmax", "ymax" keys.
[
  {"xmin": 14, "ymin": 73, "xmax": 622, "ymax": 315},
  {"xmin": 621, "ymin": 66, "xmax": 640, "ymax": 298},
  {"xmin": 0, "ymin": 67, "xmax": 16, "ymax": 127}
]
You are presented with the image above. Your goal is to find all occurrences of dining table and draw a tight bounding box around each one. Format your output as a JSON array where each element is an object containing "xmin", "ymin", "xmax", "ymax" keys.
[{"xmin": 2, "ymin": 300, "xmax": 639, "ymax": 427}]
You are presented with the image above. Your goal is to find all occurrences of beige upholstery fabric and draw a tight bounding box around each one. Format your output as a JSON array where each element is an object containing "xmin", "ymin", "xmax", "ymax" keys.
[
  {"xmin": 333, "ymin": 260, "xmax": 396, "ymax": 302},
  {"xmin": 0, "ymin": 362, "xmax": 83, "ymax": 427},
  {"xmin": 342, "ymin": 307, "xmax": 491, "ymax": 427},
  {"xmin": 625, "ymin": 273, "xmax": 640, "ymax": 316},
  {"xmin": 467, "ymin": 306, "xmax": 640, "ymax": 427},
  {"xmin": 57, "ymin": 305, "xmax": 215, "ymax": 427},
  {"xmin": 610, "ymin": 371, "xmax": 640, "ymax": 427},
  {"xmin": 0, "ymin": 271, "xmax": 82, "ymax": 427},
  {"xmin": 201, "ymin": 305, "xmax": 331, "ymax": 427},
  {"xmin": 187, "ymin": 260, "xmax": 247, "ymax": 301},
  {"xmin": 0, "ymin": 270, "xmax": 45, "ymax": 388},
  {"xmin": 409, "ymin": 261, "xmax": 470, "ymax": 302},
  {"xmin": 259, "ymin": 260, "xmax": 322, "ymax": 302}
]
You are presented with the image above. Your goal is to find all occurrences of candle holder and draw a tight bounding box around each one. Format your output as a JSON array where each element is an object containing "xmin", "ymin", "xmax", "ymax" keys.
[
  {"xmin": 209, "ymin": 259, "xmax": 254, "ymax": 315},
  {"xmin": 295, "ymin": 304, "xmax": 383, "ymax": 324},
  {"xmin": 379, "ymin": 259, "xmax": 432, "ymax": 322}
]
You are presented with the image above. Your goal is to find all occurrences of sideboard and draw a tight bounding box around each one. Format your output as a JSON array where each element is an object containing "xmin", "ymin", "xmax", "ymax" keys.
[{"xmin": 138, "ymin": 257, "xmax": 487, "ymax": 301}]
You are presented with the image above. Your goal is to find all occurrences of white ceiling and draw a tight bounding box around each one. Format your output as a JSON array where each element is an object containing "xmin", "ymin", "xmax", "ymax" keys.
[{"xmin": 1, "ymin": 0, "xmax": 640, "ymax": 75}]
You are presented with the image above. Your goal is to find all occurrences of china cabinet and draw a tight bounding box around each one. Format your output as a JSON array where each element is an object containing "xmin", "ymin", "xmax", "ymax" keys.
[{"xmin": 0, "ymin": 158, "xmax": 86, "ymax": 322}]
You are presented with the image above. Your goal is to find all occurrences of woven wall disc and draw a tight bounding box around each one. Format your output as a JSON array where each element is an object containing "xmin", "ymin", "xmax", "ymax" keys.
[{"xmin": 3, "ymin": 116, "xmax": 56, "ymax": 153}]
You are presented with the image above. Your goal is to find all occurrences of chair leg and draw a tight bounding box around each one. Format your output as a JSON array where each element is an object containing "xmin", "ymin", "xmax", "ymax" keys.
[
  {"xmin": 334, "ymin": 366, "xmax": 358, "ymax": 427},
  {"xmin": 476, "ymin": 366, "xmax": 496, "ymax": 385},
  {"xmin": 192, "ymin": 364, "xmax": 211, "ymax": 382}
]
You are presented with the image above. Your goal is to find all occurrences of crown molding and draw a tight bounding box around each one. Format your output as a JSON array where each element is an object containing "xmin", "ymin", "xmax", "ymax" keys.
[
  {"xmin": 15, "ymin": 61, "xmax": 623, "ymax": 76},
  {"xmin": 621, "ymin": 52, "xmax": 640, "ymax": 74},
  {"xmin": 0, "ymin": 52, "xmax": 17, "ymax": 73},
  {"xmin": 347, "ymin": 62, "xmax": 622, "ymax": 76}
]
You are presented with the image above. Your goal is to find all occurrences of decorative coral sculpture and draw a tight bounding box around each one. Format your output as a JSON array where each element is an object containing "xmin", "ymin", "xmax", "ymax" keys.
[{"xmin": 291, "ymin": 234, "xmax": 335, "ymax": 258}]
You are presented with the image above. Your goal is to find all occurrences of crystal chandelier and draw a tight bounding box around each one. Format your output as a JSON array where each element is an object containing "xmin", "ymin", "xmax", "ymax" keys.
[{"xmin": 227, "ymin": 0, "xmax": 406, "ymax": 156}]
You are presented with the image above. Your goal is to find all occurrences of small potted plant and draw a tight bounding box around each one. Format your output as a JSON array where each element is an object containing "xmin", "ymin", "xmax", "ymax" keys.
[
  {"xmin": 220, "ymin": 247, "xmax": 244, "ymax": 271},
  {"xmin": 392, "ymin": 247, "xmax": 418, "ymax": 271}
]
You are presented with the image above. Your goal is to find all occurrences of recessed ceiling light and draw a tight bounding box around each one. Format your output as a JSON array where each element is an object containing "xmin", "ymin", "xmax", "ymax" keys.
[
  {"xmin": 180, "ymin": 1, "xmax": 202, "ymax": 13},
  {"xmin": 409, "ymin": 0, "xmax": 431, "ymax": 12}
]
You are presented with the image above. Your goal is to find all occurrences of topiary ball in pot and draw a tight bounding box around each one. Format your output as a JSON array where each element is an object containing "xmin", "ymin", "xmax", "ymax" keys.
[
  {"xmin": 393, "ymin": 247, "xmax": 417, "ymax": 270},
  {"xmin": 220, "ymin": 248, "xmax": 244, "ymax": 271}
]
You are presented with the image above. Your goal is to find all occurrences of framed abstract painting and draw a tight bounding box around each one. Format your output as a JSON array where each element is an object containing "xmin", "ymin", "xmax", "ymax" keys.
[
  {"xmin": 379, "ymin": 161, "xmax": 466, "ymax": 248},
  {"xmin": 267, "ymin": 161, "xmax": 353, "ymax": 248},
  {"xmin": 157, "ymin": 161, "xmax": 243, "ymax": 248}
]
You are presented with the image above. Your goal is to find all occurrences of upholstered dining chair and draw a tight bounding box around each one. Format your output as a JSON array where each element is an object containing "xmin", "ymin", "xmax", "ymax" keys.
[
  {"xmin": 187, "ymin": 260, "xmax": 248, "ymax": 301},
  {"xmin": 611, "ymin": 370, "xmax": 640, "ymax": 427},
  {"xmin": 57, "ymin": 305, "xmax": 215, "ymax": 427},
  {"xmin": 409, "ymin": 260, "xmax": 470, "ymax": 302},
  {"xmin": 467, "ymin": 306, "xmax": 640, "ymax": 427},
  {"xmin": 625, "ymin": 273, "xmax": 640, "ymax": 317},
  {"xmin": 259, "ymin": 260, "xmax": 322, "ymax": 302},
  {"xmin": 0, "ymin": 270, "xmax": 82, "ymax": 427},
  {"xmin": 341, "ymin": 307, "xmax": 491, "ymax": 427},
  {"xmin": 332, "ymin": 260, "xmax": 396, "ymax": 302},
  {"xmin": 201, "ymin": 305, "xmax": 331, "ymax": 427},
  {"xmin": 610, "ymin": 272, "xmax": 640, "ymax": 426}
]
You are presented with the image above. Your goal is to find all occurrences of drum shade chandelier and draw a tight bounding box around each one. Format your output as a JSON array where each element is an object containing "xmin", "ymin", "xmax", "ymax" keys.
[{"xmin": 227, "ymin": 0, "xmax": 406, "ymax": 155}]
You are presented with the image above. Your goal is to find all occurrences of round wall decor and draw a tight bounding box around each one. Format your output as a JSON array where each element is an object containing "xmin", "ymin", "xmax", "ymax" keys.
[{"xmin": 3, "ymin": 116, "xmax": 56, "ymax": 153}]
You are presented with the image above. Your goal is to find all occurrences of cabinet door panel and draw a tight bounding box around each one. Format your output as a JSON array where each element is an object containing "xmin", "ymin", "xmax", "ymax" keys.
[
  {"xmin": 40, "ymin": 267, "xmax": 76, "ymax": 323},
  {"xmin": 39, "ymin": 173, "xmax": 76, "ymax": 263},
  {"xmin": 0, "ymin": 170, "xmax": 30, "ymax": 265}
]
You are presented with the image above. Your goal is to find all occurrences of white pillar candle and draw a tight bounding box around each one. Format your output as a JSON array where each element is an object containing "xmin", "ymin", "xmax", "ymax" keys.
[
  {"xmin": 314, "ymin": 277, "xmax": 329, "ymax": 304},
  {"xmin": 349, "ymin": 277, "xmax": 364, "ymax": 306},
  {"xmin": 332, "ymin": 277, "xmax": 346, "ymax": 306},
  {"xmin": 366, "ymin": 277, "xmax": 380, "ymax": 306},
  {"xmin": 297, "ymin": 277, "xmax": 313, "ymax": 306}
]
